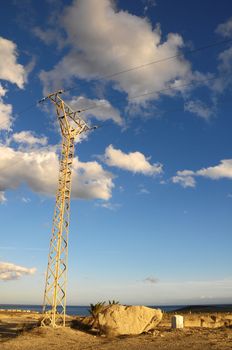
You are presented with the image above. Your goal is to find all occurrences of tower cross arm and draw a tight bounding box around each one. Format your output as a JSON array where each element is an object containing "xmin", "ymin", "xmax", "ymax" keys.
[{"xmin": 41, "ymin": 90, "xmax": 91, "ymax": 135}]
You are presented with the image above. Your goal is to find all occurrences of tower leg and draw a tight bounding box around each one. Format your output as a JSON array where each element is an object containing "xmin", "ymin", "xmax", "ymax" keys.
[{"xmin": 41, "ymin": 134, "xmax": 75, "ymax": 327}]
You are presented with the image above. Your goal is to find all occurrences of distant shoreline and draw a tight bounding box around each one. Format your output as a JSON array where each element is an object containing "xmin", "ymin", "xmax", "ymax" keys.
[
  {"xmin": 175, "ymin": 304, "xmax": 232, "ymax": 313},
  {"xmin": 1, "ymin": 303, "xmax": 232, "ymax": 315}
]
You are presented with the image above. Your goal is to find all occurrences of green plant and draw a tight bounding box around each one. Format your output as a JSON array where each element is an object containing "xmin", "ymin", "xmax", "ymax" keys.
[
  {"xmin": 108, "ymin": 300, "xmax": 119, "ymax": 305},
  {"xmin": 88, "ymin": 300, "xmax": 120, "ymax": 320},
  {"xmin": 88, "ymin": 302, "xmax": 106, "ymax": 319}
]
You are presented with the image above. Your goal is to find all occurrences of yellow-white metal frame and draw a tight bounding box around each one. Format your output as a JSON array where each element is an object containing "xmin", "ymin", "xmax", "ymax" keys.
[{"xmin": 41, "ymin": 91, "xmax": 90, "ymax": 327}]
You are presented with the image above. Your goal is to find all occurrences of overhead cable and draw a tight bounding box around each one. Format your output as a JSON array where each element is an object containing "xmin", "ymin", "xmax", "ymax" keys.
[
  {"xmin": 77, "ymin": 74, "xmax": 228, "ymax": 113},
  {"xmin": 64, "ymin": 38, "xmax": 232, "ymax": 94}
]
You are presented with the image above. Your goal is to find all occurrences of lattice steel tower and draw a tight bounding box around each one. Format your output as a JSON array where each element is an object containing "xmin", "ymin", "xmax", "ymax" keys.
[{"xmin": 40, "ymin": 90, "xmax": 91, "ymax": 327}]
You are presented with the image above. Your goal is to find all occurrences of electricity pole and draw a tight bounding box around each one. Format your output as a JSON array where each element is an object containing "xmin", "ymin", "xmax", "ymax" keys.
[{"xmin": 40, "ymin": 90, "xmax": 91, "ymax": 327}]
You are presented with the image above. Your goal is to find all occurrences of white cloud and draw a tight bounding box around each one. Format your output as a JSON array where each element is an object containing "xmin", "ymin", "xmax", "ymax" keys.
[
  {"xmin": 33, "ymin": 27, "xmax": 61, "ymax": 46},
  {"xmin": 68, "ymin": 96, "xmax": 123, "ymax": 126},
  {"xmin": 0, "ymin": 145, "xmax": 114, "ymax": 200},
  {"xmin": 143, "ymin": 0, "xmax": 156, "ymax": 14},
  {"xmin": 143, "ymin": 276, "xmax": 159, "ymax": 284},
  {"xmin": 24, "ymin": 56, "xmax": 36, "ymax": 84},
  {"xmin": 72, "ymin": 157, "xmax": 114, "ymax": 200},
  {"xmin": 119, "ymin": 185, "xmax": 124, "ymax": 192},
  {"xmin": 172, "ymin": 159, "xmax": 232, "ymax": 187},
  {"xmin": 0, "ymin": 191, "xmax": 6, "ymax": 203},
  {"xmin": 212, "ymin": 45, "xmax": 232, "ymax": 93},
  {"xmin": 0, "ymin": 261, "xmax": 36, "ymax": 281},
  {"xmin": 184, "ymin": 100, "xmax": 213, "ymax": 120},
  {"xmin": 196, "ymin": 159, "xmax": 232, "ymax": 179},
  {"xmin": 21, "ymin": 197, "xmax": 31, "ymax": 203},
  {"xmin": 103, "ymin": 144, "xmax": 163, "ymax": 176},
  {"xmin": 212, "ymin": 18, "xmax": 232, "ymax": 93},
  {"xmin": 0, "ymin": 37, "xmax": 26, "ymax": 88},
  {"xmin": 218, "ymin": 47, "xmax": 232, "ymax": 72},
  {"xmin": 40, "ymin": 0, "xmax": 204, "ymax": 101},
  {"xmin": 138, "ymin": 184, "xmax": 150, "ymax": 194},
  {"xmin": 12, "ymin": 131, "xmax": 48, "ymax": 146},
  {"xmin": 96, "ymin": 201, "xmax": 121, "ymax": 211},
  {"xmin": 0, "ymin": 99, "xmax": 12, "ymax": 131},
  {"xmin": 0, "ymin": 84, "xmax": 13, "ymax": 131},
  {"xmin": 139, "ymin": 187, "xmax": 150, "ymax": 194},
  {"xmin": 172, "ymin": 173, "xmax": 196, "ymax": 188},
  {"xmin": 211, "ymin": 43, "xmax": 232, "ymax": 93},
  {"xmin": 0, "ymin": 37, "xmax": 27, "ymax": 130},
  {"xmin": 216, "ymin": 17, "xmax": 232, "ymax": 38}
]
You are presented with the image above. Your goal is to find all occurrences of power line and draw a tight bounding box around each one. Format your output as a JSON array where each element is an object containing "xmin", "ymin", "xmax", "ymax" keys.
[
  {"xmin": 76, "ymin": 73, "xmax": 227, "ymax": 114},
  {"xmin": 0, "ymin": 102, "xmax": 37, "ymax": 131},
  {"xmin": 1, "ymin": 91, "xmax": 232, "ymax": 174},
  {"xmin": 0, "ymin": 37, "xmax": 231, "ymax": 177},
  {"xmin": 0, "ymin": 37, "xmax": 231, "ymax": 130},
  {"xmin": 152, "ymin": 96, "xmax": 232, "ymax": 119},
  {"xmin": 129, "ymin": 76, "xmax": 216, "ymax": 100},
  {"xmin": 0, "ymin": 73, "xmax": 230, "ymax": 131},
  {"xmin": 17, "ymin": 102, "xmax": 38, "ymax": 115},
  {"xmin": 64, "ymin": 38, "xmax": 232, "ymax": 94}
]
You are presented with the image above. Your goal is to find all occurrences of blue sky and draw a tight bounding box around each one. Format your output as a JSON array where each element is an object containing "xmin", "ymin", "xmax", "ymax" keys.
[{"xmin": 1, "ymin": 0, "xmax": 232, "ymax": 306}]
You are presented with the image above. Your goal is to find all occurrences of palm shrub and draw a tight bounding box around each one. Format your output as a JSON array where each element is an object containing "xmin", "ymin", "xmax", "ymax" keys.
[
  {"xmin": 108, "ymin": 300, "xmax": 119, "ymax": 305},
  {"xmin": 88, "ymin": 300, "xmax": 120, "ymax": 319},
  {"xmin": 88, "ymin": 300, "xmax": 120, "ymax": 332},
  {"xmin": 88, "ymin": 301, "xmax": 106, "ymax": 319}
]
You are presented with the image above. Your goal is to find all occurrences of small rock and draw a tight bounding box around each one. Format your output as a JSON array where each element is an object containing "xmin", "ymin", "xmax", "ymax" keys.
[{"xmin": 152, "ymin": 330, "xmax": 160, "ymax": 336}]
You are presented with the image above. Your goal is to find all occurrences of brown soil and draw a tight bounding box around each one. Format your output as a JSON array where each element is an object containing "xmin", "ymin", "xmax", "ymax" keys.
[{"xmin": 1, "ymin": 312, "xmax": 232, "ymax": 350}]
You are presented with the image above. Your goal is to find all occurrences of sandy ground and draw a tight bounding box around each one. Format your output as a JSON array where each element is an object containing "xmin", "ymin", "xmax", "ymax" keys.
[{"xmin": 1, "ymin": 312, "xmax": 232, "ymax": 350}]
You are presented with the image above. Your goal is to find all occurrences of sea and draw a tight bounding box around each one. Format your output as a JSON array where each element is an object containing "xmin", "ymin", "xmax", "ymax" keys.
[
  {"xmin": 0, "ymin": 304, "xmax": 183, "ymax": 316},
  {"xmin": 1, "ymin": 304, "xmax": 232, "ymax": 316}
]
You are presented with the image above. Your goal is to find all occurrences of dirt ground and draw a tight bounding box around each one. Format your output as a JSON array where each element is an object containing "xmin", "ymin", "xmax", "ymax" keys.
[{"xmin": 1, "ymin": 312, "xmax": 232, "ymax": 350}]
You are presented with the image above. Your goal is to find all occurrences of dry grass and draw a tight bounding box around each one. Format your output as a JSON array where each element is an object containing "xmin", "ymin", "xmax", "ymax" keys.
[{"xmin": 1, "ymin": 311, "xmax": 232, "ymax": 350}]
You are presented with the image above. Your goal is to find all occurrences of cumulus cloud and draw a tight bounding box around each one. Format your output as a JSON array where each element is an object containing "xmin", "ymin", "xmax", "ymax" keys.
[
  {"xmin": 138, "ymin": 186, "xmax": 150, "ymax": 194},
  {"xmin": 143, "ymin": 276, "xmax": 159, "ymax": 284},
  {"xmin": 212, "ymin": 18, "xmax": 232, "ymax": 93},
  {"xmin": 40, "ymin": 0, "xmax": 204, "ymax": 101},
  {"xmin": 11, "ymin": 131, "xmax": 48, "ymax": 146},
  {"xmin": 0, "ymin": 84, "xmax": 13, "ymax": 130},
  {"xmin": 172, "ymin": 170, "xmax": 196, "ymax": 188},
  {"xmin": 218, "ymin": 47, "xmax": 232, "ymax": 72},
  {"xmin": 197, "ymin": 159, "xmax": 232, "ymax": 179},
  {"xmin": 216, "ymin": 17, "xmax": 232, "ymax": 38},
  {"xmin": 72, "ymin": 157, "xmax": 114, "ymax": 200},
  {"xmin": 68, "ymin": 96, "xmax": 123, "ymax": 125},
  {"xmin": 143, "ymin": 0, "xmax": 156, "ymax": 14},
  {"xmin": 0, "ymin": 145, "xmax": 114, "ymax": 200},
  {"xmin": 21, "ymin": 197, "xmax": 31, "ymax": 203},
  {"xmin": 103, "ymin": 144, "xmax": 163, "ymax": 176},
  {"xmin": 0, "ymin": 37, "xmax": 27, "ymax": 130},
  {"xmin": 212, "ymin": 45, "xmax": 232, "ymax": 93},
  {"xmin": 0, "ymin": 37, "xmax": 26, "ymax": 88},
  {"xmin": 184, "ymin": 100, "xmax": 213, "ymax": 120},
  {"xmin": 0, "ymin": 261, "xmax": 36, "ymax": 281},
  {"xmin": 0, "ymin": 191, "xmax": 6, "ymax": 203},
  {"xmin": 24, "ymin": 56, "xmax": 36, "ymax": 84},
  {"xmin": 96, "ymin": 201, "xmax": 121, "ymax": 211},
  {"xmin": 33, "ymin": 27, "xmax": 63, "ymax": 47},
  {"xmin": 172, "ymin": 159, "xmax": 232, "ymax": 187}
]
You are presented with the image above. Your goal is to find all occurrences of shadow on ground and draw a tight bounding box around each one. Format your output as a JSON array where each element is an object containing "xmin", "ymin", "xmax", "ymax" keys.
[
  {"xmin": 0, "ymin": 320, "xmax": 39, "ymax": 340},
  {"xmin": 70, "ymin": 317, "xmax": 99, "ymax": 336}
]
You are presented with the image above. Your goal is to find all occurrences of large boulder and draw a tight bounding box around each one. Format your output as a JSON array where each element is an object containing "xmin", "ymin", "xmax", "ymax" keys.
[{"xmin": 97, "ymin": 304, "xmax": 162, "ymax": 336}]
